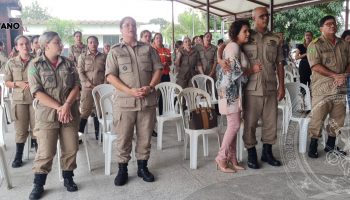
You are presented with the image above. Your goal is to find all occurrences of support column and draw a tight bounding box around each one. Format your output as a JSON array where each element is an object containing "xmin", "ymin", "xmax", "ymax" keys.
[
  {"xmin": 269, "ymin": 0, "xmax": 274, "ymax": 31},
  {"xmin": 346, "ymin": 0, "xmax": 349, "ymax": 30},
  {"xmin": 171, "ymin": 0, "xmax": 175, "ymax": 52},
  {"xmin": 206, "ymin": 0, "xmax": 210, "ymax": 32}
]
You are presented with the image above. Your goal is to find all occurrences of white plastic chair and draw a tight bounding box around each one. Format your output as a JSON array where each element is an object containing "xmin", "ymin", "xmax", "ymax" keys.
[
  {"xmin": 0, "ymin": 74, "xmax": 12, "ymax": 133},
  {"xmin": 285, "ymin": 82, "xmax": 312, "ymax": 153},
  {"xmin": 99, "ymin": 92, "xmax": 117, "ymax": 175},
  {"xmin": 92, "ymin": 84, "xmax": 115, "ymax": 144},
  {"xmin": 285, "ymin": 71, "xmax": 294, "ymax": 83},
  {"xmin": 100, "ymin": 93, "xmax": 135, "ymax": 175},
  {"xmin": 57, "ymin": 132, "xmax": 91, "ymax": 181},
  {"xmin": 178, "ymin": 88, "xmax": 221, "ymax": 169},
  {"xmin": 155, "ymin": 82, "xmax": 184, "ymax": 150},
  {"xmin": 33, "ymin": 99, "xmax": 91, "ymax": 181},
  {"xmin": 0, "ymin": 145, "xmax": 12, "ymax": 189},
  {"xmin": 286, "ymin": 61, "xmax": 300, "ymax": 82},
  {"xmin": 278, "ymin": 89, "xmax": 292, "ymax": 135},
  {"xmin": 191, "ymin": 74, "xmax": 218, "ymax": 104},
  {"xmin": 0, "ymin": 106, "xmax": 6, "ymax": 148}
]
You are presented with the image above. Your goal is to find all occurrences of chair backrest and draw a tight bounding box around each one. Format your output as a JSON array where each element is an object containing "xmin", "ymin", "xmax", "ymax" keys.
[
  {"xmin": 191, "ymin": 74, "xmax": 217, "ymax": 101},
  {"xmin": 0, "ymin": 74, "xmax": 9, "ymax": 107},
  {"xmin": 92, "ymin": 84, "xmax": 115, "ymax": 118},
  {"xmin": 99, "ymin": 92, "xmax": 114, "ymax": 133},
  {"xmin": 285, "ymin": 71, "xmax": 294, "ymax": 83},
  {"xmin": 155, "ymin": 82, "xmax": 182, "ymax": 115},
  {"xmin": 285, "ymin": 82, "xmax": 311, "ymax": 112},
  {"xmin": 178, "ymin": 87, "xmax": 212, "ymax": 129}
]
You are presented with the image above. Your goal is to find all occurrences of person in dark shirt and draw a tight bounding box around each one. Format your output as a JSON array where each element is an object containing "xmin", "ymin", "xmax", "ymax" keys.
[{"xmin": 295, "ymin": 31, "xmax": 313, "ymax": 86}]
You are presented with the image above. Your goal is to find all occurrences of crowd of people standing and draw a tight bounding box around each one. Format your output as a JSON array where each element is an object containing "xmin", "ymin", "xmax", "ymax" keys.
[{"xmin": 0, "ymin": 5, "xmax": 350, "ymax": 200}]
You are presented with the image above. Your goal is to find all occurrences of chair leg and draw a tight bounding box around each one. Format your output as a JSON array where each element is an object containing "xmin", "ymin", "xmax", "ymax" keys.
[
  {"xmin": 24, "ymin": 136, "xmax": 30, "ymax": 160},
  {"xmin": 99, "ymin": 124, "xmax": 103, "ymax": 145},
  {"xmin": 105, "ymin": 135, "xmax": 112, "ymax": 175},
  {"xmin": 176, "ymin": 121, "xmax": 182, "ymax": 142},
  {"xmin": 237, "ymin": 122, "xmax": 244, "ymax": 162},
  {"xmin": 57, "ymin": 140, "xmax": 63, "ymax": 182},
  {"xmin": 203, "ymin": 135, "xmax": 209, "ymax": 157},
  {"xmin": 189, "ymin": 134, "xmax": 199, "ymax": 169},
  {"xmin": 285, "ymin": 109, "xmax": 289, "ymax": 134},
  {"xmin": 82, "ymin": 134, "xmax": 91, "ymax": 172},
  {"xmin": 184, "ymin": 134, "xmax": 188, "ymax": 160},
  {"xmin": 131, "ymin": 139, "xmax": 136, "ymax": 162},
  {"xmin": 0, "ymin": 113, "xmax": 5, "ymax": 147},
  {"xmin": 157, "ymin": 121, "xmax": 164, "ymax": 150},
  {"xmin": 281, "ymin": 109, "xmax": 285, "ymax": 135},
  {"xmin": 0, "ymin": 146, "xmax": 12, "ymax": 189},
  {"xmin": 298, "ymin": 120, "xmax": 308, "ymax": 153}
]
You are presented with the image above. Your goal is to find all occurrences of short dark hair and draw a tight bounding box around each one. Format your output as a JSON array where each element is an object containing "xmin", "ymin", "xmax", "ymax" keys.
[
  {"xmin": 87, "ymin": 36, "xmax": 98, "ymax": 43},
  {"xmin": 217, "ymin": 39, "xmax": 224, "ymax": 45},
  {"xmin": 229, "ymin": 20, "xmax": 250, "ymax": 41},
  {"xmin": 73, "ymin": 31, "xmax": 82, "ymax": 37},
  {"xmin": 30, "ymin": 35, "xmax": 40, "ymax": 44},
  {"xmin": 175, "ymin": 40, "xmax": 182, "ymax": 49},
  {"xmin": 140, "ymin": 30, "xmax": 151, "ymax": 39},
  {"xmin": 341, "ymin": 30, "xmax": 350, "ymax": 40},
  {"xmin": 319, "ymin": 15, "xmax": 336, "ymax": 27}
]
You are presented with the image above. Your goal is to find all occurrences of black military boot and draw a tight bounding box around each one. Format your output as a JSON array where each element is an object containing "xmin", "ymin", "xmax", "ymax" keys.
[
  {"xmin": 114, "ymin": 163, "xmax": 128, "ymax": 186},
  {"xmin": 247, "ymin": 147, "xmax": 260, "ymax": 169},
  {"xmin": 137, "ymin": 160, "xmax": 155, "ymax": 182},
  {"xmin": 261, "ymin": 144, "xmax": 282, "ymax": 166},
  {"xmin": 324, "ymin": 136, "xmax": 346, "ymax": 155},
  {"xmin": 93, "ymin": 116, "xmax": 99, "ymax": 140},
  {"xmin": 29, "ymin": 173, "xmax": 47, "ymax": 200},
  {"xmin": 308, "ymin": 138, "xmax": 319, "ymax": 158},
  {"xmin": 62, "ymin": 171, "xmax": 78, "ymax": 192},
  {"xmin": 12, "ymin": 143, "xmax": 24, "ymax": 168}
]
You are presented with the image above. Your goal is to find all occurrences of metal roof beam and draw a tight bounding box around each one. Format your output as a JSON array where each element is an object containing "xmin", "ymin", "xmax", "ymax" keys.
[{"xmin": 246, "ymin": 0, "xmax": 269, "ymax": 7}]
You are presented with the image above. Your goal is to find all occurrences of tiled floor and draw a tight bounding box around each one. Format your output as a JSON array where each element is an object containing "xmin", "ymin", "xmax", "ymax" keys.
[{"xmin": 1, "ymin": 116, "xmax": 350, "ymax": 200}]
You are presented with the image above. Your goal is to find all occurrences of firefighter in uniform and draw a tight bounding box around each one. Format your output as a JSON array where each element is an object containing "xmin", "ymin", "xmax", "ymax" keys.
[
  {"xmin": 105, "ymin": 16, "xmax": 163, "ymax": 186},
  {"xmin": 307, "ymin": 15, "xmax": 350, "ymax": 158},
  {"xmin": 4, "ymin": 35, "xmax": 36, "ymax": 168},
  {"xmin": 68, "ymin": 31, "xmax": 87, "ymax": 66},
  {"xmin": 78, "ymin": 36, "xmax": 107, "ymax": 140},
  {"xmin": 218, "ymin": 7, "xmax": 285, "ymax": 169},
  {"xmin": 28, "ymin": 32, "xmax": 81, "ymax": 200}
]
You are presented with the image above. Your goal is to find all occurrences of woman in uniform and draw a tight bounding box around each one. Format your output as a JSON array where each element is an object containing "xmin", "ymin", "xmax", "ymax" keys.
[
  {"xmin": 4, "ymin": 35, "xmax": 36, "ymax": 168},
  {"xmin": 198, "ymin": 32, "xmax": 217, "ymax": 78},
  {"xmin": 78, "ymin": 36, "xmax": 106, "ymax": 140},
  {"xmin": 175, "ymin": 36, "xmax": 203, "ymax": 89},
  {"xmin": 68, "ymin": 31, "xmax": 87, "ymax": 66},
  {"xmin": 28, "ymin": 31, "xmax": 81, "ymax": 199}
]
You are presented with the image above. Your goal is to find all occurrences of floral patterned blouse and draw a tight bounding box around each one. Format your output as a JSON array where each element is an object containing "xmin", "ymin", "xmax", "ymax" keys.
[{"xmin": 216, "ymin": 42, "xmax": 248, "ymax": 112}]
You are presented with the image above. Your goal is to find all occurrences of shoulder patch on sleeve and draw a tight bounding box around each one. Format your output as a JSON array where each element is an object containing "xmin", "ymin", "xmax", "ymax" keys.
[
  {"xmin": 311, "ymin": 38, "xmax": 319, "ymax": 44},
  {"xmin": 28, "ymin": 67, "xmax": 38, "ymax": 75}
]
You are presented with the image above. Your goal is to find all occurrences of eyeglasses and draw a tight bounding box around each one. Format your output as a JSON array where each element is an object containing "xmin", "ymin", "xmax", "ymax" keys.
[
  {"xmin": 258, "ymin": 13, "xmax": 270, "ymax": 19},
  {"xmin": 122, "ymin": 23, "xmax": 136, "ymax": 28},
  {"xmin": 323, "ymin": 22, "xmax": 337, "ymax": 27}
]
